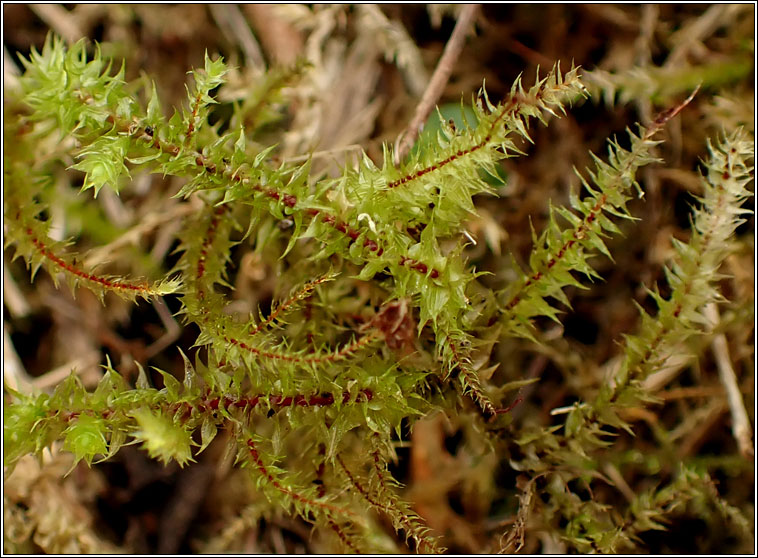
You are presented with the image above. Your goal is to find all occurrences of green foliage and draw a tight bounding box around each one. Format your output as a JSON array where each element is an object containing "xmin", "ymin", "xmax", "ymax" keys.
[{"xmin": 3, "ymin": 33, "xmax": 753, "ymax": 553}]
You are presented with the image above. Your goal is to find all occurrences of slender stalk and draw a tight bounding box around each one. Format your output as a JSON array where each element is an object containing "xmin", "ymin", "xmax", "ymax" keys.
[
  {"xmin": 705, "ymin": 303, "xmax": 754, "ymax": 458},
  {"xmin": 393, "ymin": 4, "xmax": 480, "ymax": 164}
]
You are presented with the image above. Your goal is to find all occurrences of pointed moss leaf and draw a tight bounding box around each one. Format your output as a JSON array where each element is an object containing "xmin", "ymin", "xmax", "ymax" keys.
[
  {"xmin": 253, "ymin": 145, "xmax": 278, "ymax": 168},
  {"xmin": 92, "ymin": 369, "xmax": 124, "ymax": 403},
  {"xmin": 179, "ymin": 349, "xmax": 201, "ymax": 393},
  {"xmin": 146, "ymin": 80, "xmax": 163, "ymax": 123},
  {"xmin": 135, "ymin": 362, "xmax": 152, "ymax": 390},
  {"xmin": 198, "ymin": 416, "xmax": 218, "ymax": 454},
  {"xmin": 126, "ymin": 152, "xmax": 162, "ymax": 165},
  {"xmin": 103, "ymin": 428, "xmax": 127, "ymax": 461},
  {"xmin": 155, "ymin": 368, "xmax": 181, "ymax": 399}
]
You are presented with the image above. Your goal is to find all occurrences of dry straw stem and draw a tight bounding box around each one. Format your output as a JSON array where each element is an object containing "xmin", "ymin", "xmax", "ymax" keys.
[
  {"xmin": 664, "ymin": 5, "xmax": 747, "ymax": 68},
  {"xmin": 394, "ymin": 3, "xmax": 480, "ymax": 164},
  {"xmin": 208, "ymin": 4, "xmax": 265, "ymax": 69},
  {"xmin": 705, "ymin": 303, "xmax": 754, "ymax": 458},
  {"xmin": 27, "ymin": 4, "xmax": 84, "ymax": 45},
  {"xmin": 3, "ymin": 326, "xmax": 33, "ymax": 393}
]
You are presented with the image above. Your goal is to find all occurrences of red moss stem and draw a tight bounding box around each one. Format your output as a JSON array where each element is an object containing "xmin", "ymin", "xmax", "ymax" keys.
[
  {"xmin": 24, "ymin": 227, "xmax": 152, "ymax": 295},
  {"xmin": 246, "ymin": 439, "xmax": 355, "ymax": 518},
  {"xmin": 387, "ymin": 93, "xmax": 520, "ymax": 190},
  {"xmin": 248, "ymin": 273, "xmax": 334, "ymax": 336},
  {"xmin": 224, "ymin": 330, "xmax": 378, "ymax": 365}
]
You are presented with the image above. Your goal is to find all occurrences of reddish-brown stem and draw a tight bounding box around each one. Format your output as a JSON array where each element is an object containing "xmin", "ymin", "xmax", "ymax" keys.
[
  {"xmin": 337, "ymin": 455, "xmax": 384, "ymax": 509},
  {"xmin": 617, "ymin": 165, "xmax": 724, "ymax": 399},
  {"xmin": 248, "ymin": 273, "xmax": 335, "ymax": 336},
  {"xmin": 105, "ymin": 113, "xmax": 445, "ymax": 284},
  {"xmin": 505, "ymin": 193, "xmax": 606, "ymax": 311},
  {"xmin": 399, "ymin": 256, "xmax": 440, "ymax": 279},
  {"xmin": 447, "ymin": 338, "xmax": 498, "ymax": 417},
  {"xmin": 306, "ymin": 208, "xmax": 384, "ymax": 257},
  {"xmin": 224, "ymin": 330, "xmax": 379, "ymax": 365},
  {"xmin": 387, "ymin": 90, "xmax": 526, "ymax": 190},
  {"xmin": 314, "ymin": 445, "xmax": 327, "ymax": 498},
  {"xmin": 196, "ymin": 206, "xmax": 228, "ymax": 282},
  {"xmin": 505, "ymin": 91, "xmax": 698, "ymax": 314},
  {"xmin": 54, "ymin": 388, "xmax": 374, "ymax": 425},
  {"xmin": 24, "ymin": 227, "xmax": 152, "ymax": 295},
  {"xmin": 246, "ymin": 439, "xmax": 356, "ymax": 518},
  {"xmin": 205, "ymin": 388, "xmax": 373, "ymax": 413},
  {"xmin": 370, "ymin": 448, "xmax": 437, "ymax": 553},
  {"xmin": 370, "ymin": 449, "xmax": 388, "ymax": 493},
  {"xmin": 327, "ymin": 520, "xmax": 360, "ymax": 553},
  {"xmin": 185, "ymin": 92, "xmax": 203, "ymax": 145}
]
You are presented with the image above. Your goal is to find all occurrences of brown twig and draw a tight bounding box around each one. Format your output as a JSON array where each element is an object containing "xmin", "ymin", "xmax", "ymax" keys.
[{"xmin": 393, "ymin": 4, "xmax": 480, "ymax": 165}]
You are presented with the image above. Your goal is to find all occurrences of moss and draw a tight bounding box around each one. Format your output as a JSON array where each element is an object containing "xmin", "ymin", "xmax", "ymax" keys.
[{"xmin": 3, "ymin": 7, "xmax": 754, "ymax": 553}]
